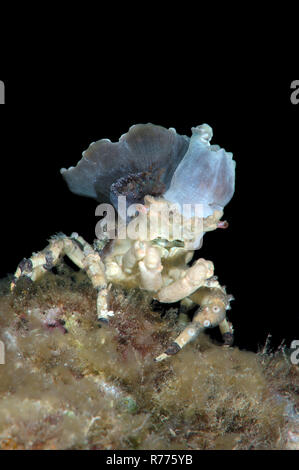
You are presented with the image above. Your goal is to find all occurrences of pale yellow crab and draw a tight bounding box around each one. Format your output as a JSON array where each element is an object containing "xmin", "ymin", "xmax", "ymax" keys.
[{"xmin": 11, "ymin": 123, "xmax": 236, "ymax": 361}]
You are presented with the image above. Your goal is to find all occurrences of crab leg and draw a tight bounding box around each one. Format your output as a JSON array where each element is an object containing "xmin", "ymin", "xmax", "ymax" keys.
[
  {"xmin": 11, "ymin": 233, "xmax": 113, "ymax": 322},
  {"xmin": 138, "ymin": 245, "xmax": 163, "ymax": 292},
  {"xmin": 219, "ymin": 318, "xmax": 234, "ymax": 346},
  {"xmin": 155, "ymin": 287, "xmax": 230, "ymax": 362},
  {"xmin": 155, "ymin": 258, "xmax": 215, "ymax": 303},
  {"xmin": 122, "ymin": 241, "xmax": 163, "ymax": 292},
  {"xmin": 11, "ymin": 235, "xmax": 80, "ymax": 288},
  {"xmin": 155, "ymin": 319, "xmax": 204, "ymax": 362}
]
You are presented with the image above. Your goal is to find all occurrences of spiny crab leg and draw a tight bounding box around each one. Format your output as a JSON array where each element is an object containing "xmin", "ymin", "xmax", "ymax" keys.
[
  {"xmin": 11, "ymin": 233, "xmax": 114, "ymax": 323},
  {"xmin": 155, "ymin": 287, "xmax": 233, "ymax": 362}
]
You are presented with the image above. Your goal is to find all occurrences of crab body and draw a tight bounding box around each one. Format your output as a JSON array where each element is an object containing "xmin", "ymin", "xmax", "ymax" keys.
[{"xmin": 11, "ymin": 124, "xmax": 236, "ymax": 361}]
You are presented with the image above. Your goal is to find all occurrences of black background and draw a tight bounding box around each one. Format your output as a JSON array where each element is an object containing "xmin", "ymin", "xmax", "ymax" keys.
[{"xmin": 0, "ymin": 72, "xmax": 297, "ymax": 354}]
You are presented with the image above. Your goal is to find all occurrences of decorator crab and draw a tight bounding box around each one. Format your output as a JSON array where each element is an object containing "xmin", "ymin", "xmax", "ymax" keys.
[{"xmin": 11, "ymin": 123, "xmax": 236, "ymax": 362}]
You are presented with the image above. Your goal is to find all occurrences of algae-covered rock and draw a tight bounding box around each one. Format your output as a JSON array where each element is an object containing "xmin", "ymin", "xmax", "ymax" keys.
[{"xmin": 0, "ymin": 268, "xmax": 298, "ymax": 450}]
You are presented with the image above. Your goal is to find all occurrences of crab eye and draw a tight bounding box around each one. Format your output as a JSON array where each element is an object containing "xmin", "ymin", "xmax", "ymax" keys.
[
  {"xmin": 212, "ymin": 306, "xmax": 220, "ymax": 313},
  {"xmin": 203, "ymin": 320, "xmax": 211, "ymax": 327}
]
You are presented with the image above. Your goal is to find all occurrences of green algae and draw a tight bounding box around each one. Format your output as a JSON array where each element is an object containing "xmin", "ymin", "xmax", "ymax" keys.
[{"xmin": 0, "ymin": 267, "xmax": 298, "ymax": 450}]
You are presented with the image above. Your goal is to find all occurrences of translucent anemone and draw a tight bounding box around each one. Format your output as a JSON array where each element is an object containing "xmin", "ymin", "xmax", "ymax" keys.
[{"xmin": 61, "ymin": 123, "xmax": 236, "ymax": 218}]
